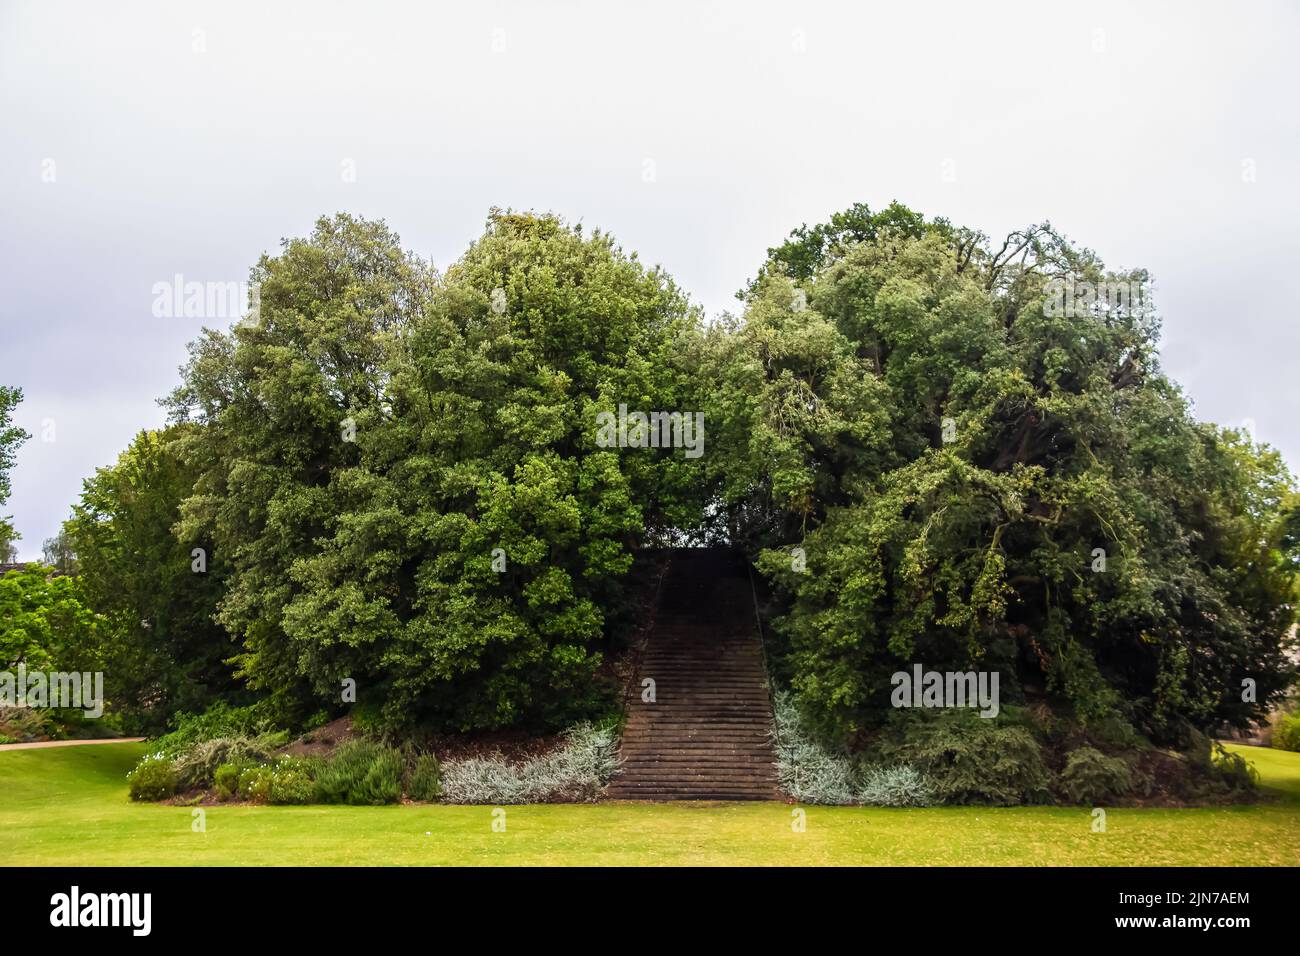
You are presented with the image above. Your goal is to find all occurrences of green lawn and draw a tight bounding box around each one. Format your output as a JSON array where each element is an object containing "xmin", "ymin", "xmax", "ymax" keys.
[{"xmin": 1, "ymin": 742, "xmax": 1297, "ymax": 866}]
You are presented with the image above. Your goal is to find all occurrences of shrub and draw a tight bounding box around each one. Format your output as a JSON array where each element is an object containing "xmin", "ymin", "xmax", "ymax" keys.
[
  {"xmin": 127, "ymin": 755, "xmax": 177, "ymax": 801},
  {"xmin": 1179, "ymin": 730, "xmax": 1259, "ymax": 800},
  {"xmin": 405, "ymin": 754, "xmax": 442, "ymax": 801},
  {"xmin": 858, "ymin": 764, "xmax": 934, "ymax": 807},
  {"xmin": 441, "ymin": 757, "xmax": 530, "ymax": 804},
  {"xmin": 267, "ymin": 757, "xmax": 316, "ymax": 805},
  {"xmin": 357, "ymin": 748, "xmax": 403, "ymax": 805},
  {"xmin": 152, "ymin": 703, "xmax": 277, "ymax": 758},
  {"xmin": 314, "ymin": 740, "xmax": 375, "ymax": 803},
  {"xmin": 171, "ymin": 733, "xmax": 285, "ymax": 790},
  {"xmin": 875, "ymin": 710, "xmax": 1054, "ymax": 806},
  {"xmin": 0, "ymin": 705, "xmax": 55, "ymax": 743},
  {"xmin": 1059, "ymin": 746, "xmax": 1135, "ymax": 804},
  {"xmin": 1272, "ymin": 712, "xmax": 1300, "ymax": 753},
  {"xmin": 213, "ymin": 761, "xmax": 248, "ymax": 801},
  {"xmin": 1211, "ymin": 744, "xmax": 1259, "ymax": 793},
  {"xmin": 237, "ymin": 765, "xmax": 273, "ymax": 803},
  {"xmin": 772, "ymin": 691, "xmax": 858, "ymax": 804},
  {"xmin": 315, "ymin": 740, "xmax": 403, "ymax": 805},
  {"xmin": 528, "ymin": 722, "xmax": 619, "ymax": 800},
  {"xmin": 439, "ymin": 722, "xmax": 619, "ymax": 804},
  {"xmin": 218, "ymin": 757, "xmax": 315, "ymax": 804}
]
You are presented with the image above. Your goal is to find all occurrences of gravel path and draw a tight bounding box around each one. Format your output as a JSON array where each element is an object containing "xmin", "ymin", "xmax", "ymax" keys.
[{"xmin": 0, "ymin": 737, "xmax": 144, "ymax": 752}]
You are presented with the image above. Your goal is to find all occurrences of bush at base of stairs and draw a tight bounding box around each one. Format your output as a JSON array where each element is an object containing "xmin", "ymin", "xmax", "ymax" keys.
[
  {"xmin": 774, "ymin": 692, "xmax": 935, "ymax": 806},
  {"xmin": 439, "ymin": 722, "xmax": 618, "ymax": 804},
  {"xmin": 772, "ymin": 691, "xmax": 858, "ymax": 804}
]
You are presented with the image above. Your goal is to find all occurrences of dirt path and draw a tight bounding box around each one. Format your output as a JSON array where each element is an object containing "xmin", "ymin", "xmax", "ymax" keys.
[{"xmin": 0, "ymin": 737, "xmax": 144, "ymax": 752}]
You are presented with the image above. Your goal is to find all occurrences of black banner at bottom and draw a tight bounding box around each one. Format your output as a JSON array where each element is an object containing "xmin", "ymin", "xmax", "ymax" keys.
[{"xmin": 0, "ymin": 865, "xmax": 1280, "ymax": 941}]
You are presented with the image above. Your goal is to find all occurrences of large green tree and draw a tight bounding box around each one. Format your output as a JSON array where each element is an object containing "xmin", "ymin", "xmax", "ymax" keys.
[
  {"xmin": 165, "ymin": 213, "xmax": 434, "ymax": 722},
  {"xmin": 167, "ymin": 211, "xmax": 704, "ymax": 731},
  {"xmin": 63, "ymin": 426, "xmax": 240, "ymax": 731},
  {"xmin": 710, "ymin": 203, "xmax": 1299, "ymax": 746}
]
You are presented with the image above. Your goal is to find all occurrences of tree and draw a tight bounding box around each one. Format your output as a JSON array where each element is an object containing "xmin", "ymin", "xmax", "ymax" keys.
[
  {"xmin": 744, "ymin": 200, "xmax": 952, "ymax": 296},
  {"xmin": 365, "ymin": 210, "xmax": 703, "ymax": 729},
  {"xmin": 41, "ymin": 529, "xmax": 78, "ymax": 575},
  {"xmin": 165, "ymin": 214, "xmax": 434, "ymax": 722},
  {"xmin": 0, "ymin": 565, "xmax": 102, "ymax": 674},
  {"xmin": 0, "ymin": 386, "xmax": 30, "ymax": 560},
  {"xmin": 63, "ymin": 426, "xmax": 240, "ymax": 731},
  {"xmin": 166, "ymin": 211, "xmax": 704, "ymax": 731},
  {"xmin": 712, "ymin": 203, "xmax": 1299, "ymax": 745}
]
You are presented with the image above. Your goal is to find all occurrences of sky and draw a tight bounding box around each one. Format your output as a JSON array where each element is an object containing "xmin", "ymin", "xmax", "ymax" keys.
[{"xmin": 2, "ymin": 0, "xmax": 1298, "ymax": 560}]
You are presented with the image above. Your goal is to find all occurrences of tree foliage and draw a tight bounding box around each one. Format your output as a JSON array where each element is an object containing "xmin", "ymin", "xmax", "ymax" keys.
[
  {"xmin": 63, "ymin": 426, "xmax": 240, "ymax": 731},
  {"xmin": 0, "ymin": 386, "xmax": 30, "ymax": 559},
  {"xmin": 707, "ymin": 202, "xmax": 1299, "ymax": 745},
  {"xmin": 0, "ymin": 565, "xmax": 102, "ymax": 673},
  {"xmin": 166, "ymin": 211, "xmax": 703, "ymax": 731}
]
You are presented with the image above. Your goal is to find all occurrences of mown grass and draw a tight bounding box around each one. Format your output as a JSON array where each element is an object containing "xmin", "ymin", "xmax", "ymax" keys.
[{"xmin": 0, "ymin": 742, "xmax": 1296, "ymax": 866}]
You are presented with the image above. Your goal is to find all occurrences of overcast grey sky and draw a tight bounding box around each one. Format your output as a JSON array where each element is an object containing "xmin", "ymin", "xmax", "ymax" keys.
[{"xmin": 2, "ymin": 0, "xmax": 1298, "ymax": 560}]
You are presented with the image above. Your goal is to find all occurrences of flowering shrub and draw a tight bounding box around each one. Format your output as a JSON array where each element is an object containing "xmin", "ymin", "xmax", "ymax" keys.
[
  {"xmin": 236, "ymin": 765, "xmax": 272, "ymax": 803},
  {"xmin": 171, "ymin": 734, "xmax": 286, "ymax": 790},
  {"xmin": 127, "ymin": 755, "xmax": 177, "ymax": 802}
]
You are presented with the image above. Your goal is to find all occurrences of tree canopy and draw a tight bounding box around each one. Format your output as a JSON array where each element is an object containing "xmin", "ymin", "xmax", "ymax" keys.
[
  {"xmin": 705, "ymin": 203, "xmax": 1299, "ymax": 745},
  {"xmin": 62, "ymin": 426, "xmax": 241, "ymax": 731},
  {"xmin": 165, "ymin": 211, "xmax": 704, "ymax": 731}
]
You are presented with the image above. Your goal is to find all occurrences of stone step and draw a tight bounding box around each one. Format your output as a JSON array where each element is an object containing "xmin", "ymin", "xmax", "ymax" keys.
[
  {"xmin": 607, "ymin": 787, "xmax": 779, "ymax": 801},
  {"xmin": 609, "ymin": 548, "xmax": 781, "ymax": 803},
  {"xmin": 616, "ymin": 769, "xmax": 780, "ymax": 779}
]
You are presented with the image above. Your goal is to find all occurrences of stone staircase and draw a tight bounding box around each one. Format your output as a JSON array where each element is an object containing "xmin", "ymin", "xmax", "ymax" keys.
[{"xmin": 607, "ymin": 549, "xmax": 780, "ymax": 801}]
